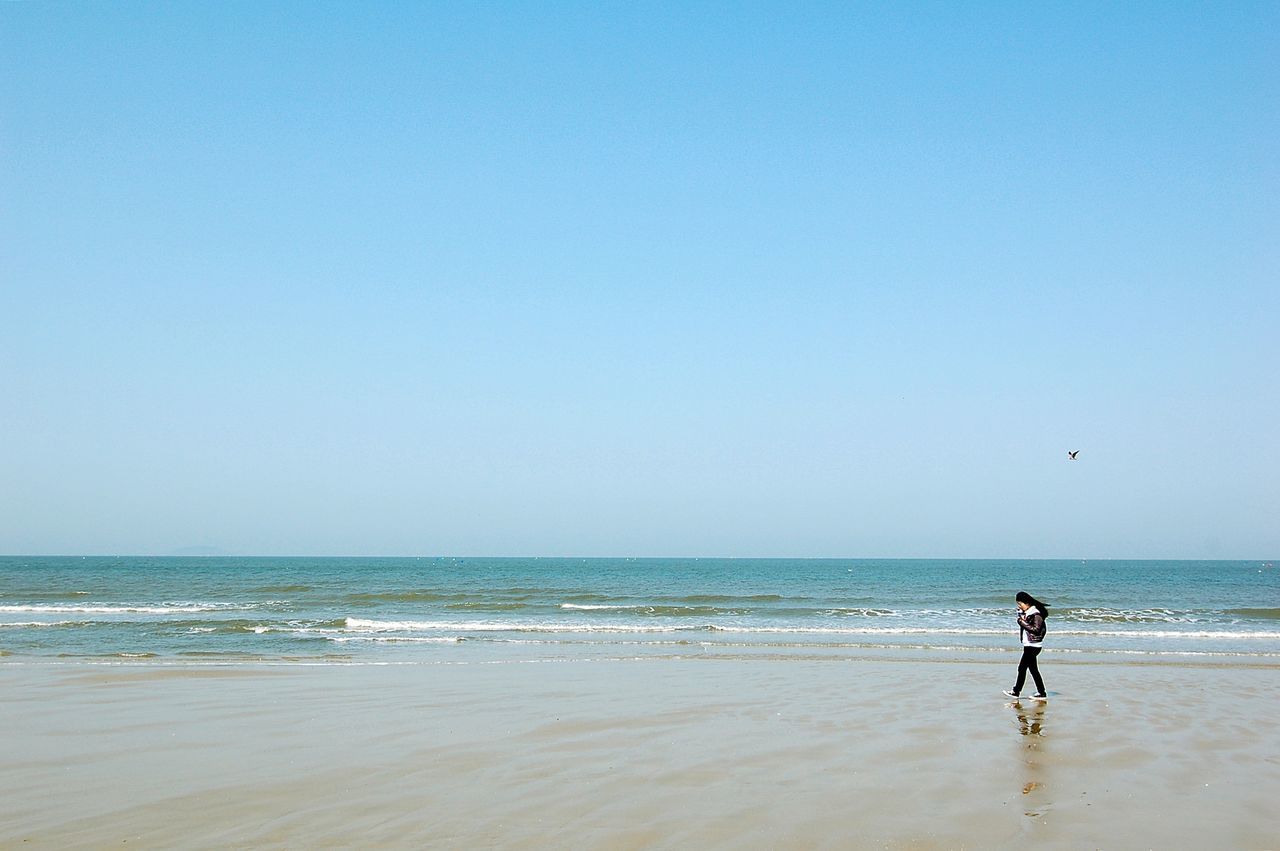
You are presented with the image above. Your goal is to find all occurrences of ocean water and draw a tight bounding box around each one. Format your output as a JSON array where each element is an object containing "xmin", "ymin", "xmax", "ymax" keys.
[{"xmin": 1, "ymin": 557, "xmax": 1276, "ymax": 664}]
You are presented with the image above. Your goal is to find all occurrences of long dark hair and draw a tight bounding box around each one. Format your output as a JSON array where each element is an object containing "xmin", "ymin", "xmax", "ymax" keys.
[{"xmin": 1016, "ymin": 591, "xmax": 1050, "ymax": 617}]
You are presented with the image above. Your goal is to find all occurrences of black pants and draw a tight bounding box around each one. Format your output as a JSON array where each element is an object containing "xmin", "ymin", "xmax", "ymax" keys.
[{"xmin": 1014, "ymin": 646, "xmax": 1045, "ymax": 695}]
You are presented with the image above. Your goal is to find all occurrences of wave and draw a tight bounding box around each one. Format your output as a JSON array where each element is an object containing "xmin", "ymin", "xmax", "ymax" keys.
[
  {"xmin": 410, "ymin": 637, "xmax": 1279, "ymax": 658},
  {"xmin": 560, "ymin": 604, "xmax": 635, "ymax": 611},
  {"xmin": 5, "ymin": 608, "xmax": 1275, "ymax": 642},
  {"xmin": 1226, "ymin": 608, "xmax": 1280, "ymax": 620},
  {"xmin": 556, "ymin": 603, "xmax": 895, "ymax": 617},
  {"xmin": 1061, "ymin": 607, "xmax": 1213, "ymax": 624},
  {"xmin": 246, "ymin": 619, "xmax": 347, "ymax": 634},
  {"xmin": 342, "ymin": 617, "xmax": 1011, "ymax": 637},
  {"xmin": 678, "ymin": 594, "xmax": 790, "ymax": 604},
  {"xmin": 338, "ymin": 617, "xmax": 1280, "ymax": 640},
  {"xmin": 157, "ymin": 618, "xmax": 347, "ymax": 635},
  {"xmin": 1054, "ymin": 629, "xmax": 1280, "ymax": 640},
  {"xmin": 347, "ymin": 588, "xmax": 621, "ymax": 604},
  {"xmin": 346, "ymin": 591, "xmax": 484, "ymax": 603},
  {"xmin": 330, "ymin": 636, "xmax": 463, "ymax": 644},
  {"xmin": 559, "ymin": 604, "xmax": 746, "ymax": 616},
  {"xmin": 343, "ymin": 617, "xmax": 691, "ymax": 634},
  {"xmin": 340, "ymin": 590, "xmax": 804, "ymax": 607},
  {"xmin": 0, "ymin": 604, "xmax": 245, "ymax": 615},
  {"xmin": 342, "ymin": 590, "xmax": 619, "ymax": 606},
  {"xmin": 333, "ymin": 601, "xmax": 1271, "ymax": 628},
  {"xmin": 0, "ymin": 617, "xmax": 349, "ymax": 636},
  {"xmin": 0, "ymin": 590, "xmax": 93, "ymax": 601},
  {"xmin": 813, "ymin": 608, "xmax": 897, "ymax": 617}
]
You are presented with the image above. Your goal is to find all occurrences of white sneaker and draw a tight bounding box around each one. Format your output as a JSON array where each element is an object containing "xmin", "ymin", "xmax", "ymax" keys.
[{"xmin": 1003, "ymin": 690, "xmax": 1020, "ymax": 698}]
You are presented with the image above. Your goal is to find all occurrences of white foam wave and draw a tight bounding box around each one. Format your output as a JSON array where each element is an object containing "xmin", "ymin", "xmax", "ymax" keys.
[
  {"xmin": 342, "ymin": 618, "xmax": 1011, "ymax": 636},
  {"xmin": 725, "ymin": 626, "xmax": 1006, "ymax": 635},
  {"xmin": 0, "ymin": 604, "xmax": 241, "ymax": 615},
  {"xmin": 1065, "ymin": 608, "xmax": 1211, "ymax": 624},
  {"xmin": 344, "ymin": 617, "xmax": 685, "ymax": 634},
  {"xmin": 339, "ymin": 617, "xmax": 1280, "ymax": 641},
  {"xmin": 1054, "ymin": 629, "xmax": 1280, "ymax": 640},
  {"xmin": 330, "ymin": 636, "xmax": 462, "ymax": 644}
]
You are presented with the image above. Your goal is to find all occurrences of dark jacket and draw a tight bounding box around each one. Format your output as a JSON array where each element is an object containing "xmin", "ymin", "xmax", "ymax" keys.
[{"xmin": 1017, "ymin": 607, "xmax": 1047, "ymax": 646}]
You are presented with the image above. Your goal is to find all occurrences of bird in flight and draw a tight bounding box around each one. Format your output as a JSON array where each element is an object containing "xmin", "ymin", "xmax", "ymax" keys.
[{"xmin": 1067, "ymin": 450, "xmax": 1080, "ymax": 460}]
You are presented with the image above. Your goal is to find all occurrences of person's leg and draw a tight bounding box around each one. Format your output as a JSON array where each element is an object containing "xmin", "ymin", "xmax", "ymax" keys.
[
  {"xmin": 1026, "ymin": 647, "xmax": 1046, "ymax": 694},
  {"xmin": 1013, "ymin": 647, "xmax": 1032, "ymax": 694}
]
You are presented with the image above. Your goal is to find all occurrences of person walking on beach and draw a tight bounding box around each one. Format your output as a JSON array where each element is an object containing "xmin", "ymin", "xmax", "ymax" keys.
[{"xmin": 1004, "ymin": 591, "xmax": 1048, "ymax": 700}]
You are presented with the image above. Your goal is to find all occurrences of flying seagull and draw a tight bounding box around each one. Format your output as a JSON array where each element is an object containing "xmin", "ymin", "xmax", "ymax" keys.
[{"xmin": 1067, "ymin": 450, "xmax": 1079, "ymax": 460}]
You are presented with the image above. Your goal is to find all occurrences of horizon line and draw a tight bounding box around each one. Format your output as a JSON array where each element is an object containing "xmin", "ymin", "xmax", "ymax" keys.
[{"xmin": 2, "ymin": 553, "xmax": 1274, "ymax": 562}]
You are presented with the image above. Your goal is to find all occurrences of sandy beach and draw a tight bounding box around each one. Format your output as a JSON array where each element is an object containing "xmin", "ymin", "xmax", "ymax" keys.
[{"xmin": 3, "ymin": 654, "xmax": 1277, "ymax": 849}]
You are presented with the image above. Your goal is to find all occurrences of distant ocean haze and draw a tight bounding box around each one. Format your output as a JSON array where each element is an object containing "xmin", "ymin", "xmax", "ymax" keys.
[{"xmin": 1, "ymin": 557, "xmax": 1276, "ymax": 663}]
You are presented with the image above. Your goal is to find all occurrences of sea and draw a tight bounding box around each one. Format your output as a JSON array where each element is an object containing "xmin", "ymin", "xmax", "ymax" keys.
[{"xmin": 1, "ymin": 557, "xmax": 1277, "ymax": 665}]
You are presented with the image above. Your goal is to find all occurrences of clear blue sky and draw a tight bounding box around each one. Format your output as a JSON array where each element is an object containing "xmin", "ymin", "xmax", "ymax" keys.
[{"xmin": 2, "ymin": 2, "xmax": 1276, "ymax": 558}]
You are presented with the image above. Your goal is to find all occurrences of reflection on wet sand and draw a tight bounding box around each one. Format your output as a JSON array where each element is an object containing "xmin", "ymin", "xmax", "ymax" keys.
[
  {"xmin": 1011, "ymin": 700, "xmax": 1048, "ymax": 820},
  {"xmin": 1015, "ymin": 701, "xmax": 1046, "ymax": 739}
]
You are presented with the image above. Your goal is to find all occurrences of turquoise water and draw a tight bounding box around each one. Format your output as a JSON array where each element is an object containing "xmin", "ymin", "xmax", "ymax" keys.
[{"xmin": 1, "ymin": 557, "xmax": 1276, "ymax": 663}]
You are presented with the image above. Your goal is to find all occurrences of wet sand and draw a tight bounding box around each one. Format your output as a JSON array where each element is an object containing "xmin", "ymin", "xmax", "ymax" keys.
[{"xmin": 3, "ymin": 656, "xmax": 1277, "ymax": 849}]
